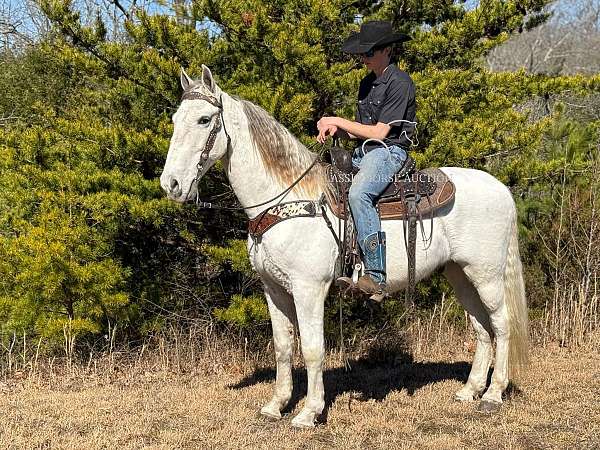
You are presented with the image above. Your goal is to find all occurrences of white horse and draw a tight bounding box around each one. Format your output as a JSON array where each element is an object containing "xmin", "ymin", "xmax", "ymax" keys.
[{"xmin": 160, "ymin": 66, "xmax": 529, "ymax": 428}]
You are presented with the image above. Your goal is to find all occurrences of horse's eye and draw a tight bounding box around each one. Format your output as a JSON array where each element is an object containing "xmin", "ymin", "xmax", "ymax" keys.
[{"xmin": 198, "ymin": 116, "xmax": 211, "ymax": 125}]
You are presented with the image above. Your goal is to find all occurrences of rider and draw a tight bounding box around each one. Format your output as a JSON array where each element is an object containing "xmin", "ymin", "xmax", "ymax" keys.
[{"xmin": 317, "ymin": 20, "xmax": 416, "ymax": 298}]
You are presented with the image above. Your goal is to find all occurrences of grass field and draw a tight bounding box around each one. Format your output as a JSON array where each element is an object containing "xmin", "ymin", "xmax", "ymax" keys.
[{"xmin": 0, "ymin": 331, "xmax": 598, "ymax": 450}]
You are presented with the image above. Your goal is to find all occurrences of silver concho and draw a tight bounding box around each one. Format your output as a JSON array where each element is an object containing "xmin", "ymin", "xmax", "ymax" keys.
[{"xmin": 368, "ymin": 239, "xmax": 378, "ymax": 251}]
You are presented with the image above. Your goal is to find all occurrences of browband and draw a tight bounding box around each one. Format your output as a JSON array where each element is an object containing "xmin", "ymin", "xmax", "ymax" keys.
[{"xmin": 180, "ymin": 90, "xmax": 222, "ymax": 108}]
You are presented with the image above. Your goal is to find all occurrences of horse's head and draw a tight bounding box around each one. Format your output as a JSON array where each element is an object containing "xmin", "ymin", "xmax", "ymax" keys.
[{"xmin": 160, "ymin": 65, "xmax": 229, "ymax": 202}]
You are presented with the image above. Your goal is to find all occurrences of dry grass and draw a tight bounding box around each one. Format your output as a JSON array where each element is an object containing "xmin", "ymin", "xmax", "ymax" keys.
[
  {"xmin": 0, "ymin": 323, "xmax": 599, "ymax": 450},
  {"xmin": 540, "ymin": 278, "xmax": 600, "ymax": 348}
]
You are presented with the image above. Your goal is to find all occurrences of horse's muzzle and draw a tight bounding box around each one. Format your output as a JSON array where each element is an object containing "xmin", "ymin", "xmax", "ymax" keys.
[{"xmin": 161, "ymin": 174, "xmax": 184, "ymax": 201}]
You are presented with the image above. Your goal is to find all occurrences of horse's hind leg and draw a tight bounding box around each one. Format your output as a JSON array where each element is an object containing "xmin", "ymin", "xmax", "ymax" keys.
[
  {"xmin": 471, "ymin": 277, "xmax": 511, "ymax": 412},
  {"xmin": 444, "ymin": 262, "xmax": 493, "ymax": 402},
  {"xmin": 289, "ymin": 279, "xmax": 329, "ymax": 428},
  {"xmin": 260, "ymin": 282, "xmax": 296, "ymax": 420}
]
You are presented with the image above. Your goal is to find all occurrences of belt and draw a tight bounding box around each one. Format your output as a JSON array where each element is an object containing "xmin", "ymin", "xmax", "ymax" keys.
[{"xmin": 355, "ymin": 143, "xmax": 407, "ymax": 159}]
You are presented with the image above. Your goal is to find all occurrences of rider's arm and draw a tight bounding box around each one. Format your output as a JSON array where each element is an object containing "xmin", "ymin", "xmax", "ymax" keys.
[{"xmin": 333, "ymin": 118, "xmax": 391, "ymax": 141}]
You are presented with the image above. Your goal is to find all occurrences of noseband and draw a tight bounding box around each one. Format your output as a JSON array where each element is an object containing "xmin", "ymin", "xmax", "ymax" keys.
[{"xmin": 180, "ymin": 90, "xmax": 231, "ymax": 201}]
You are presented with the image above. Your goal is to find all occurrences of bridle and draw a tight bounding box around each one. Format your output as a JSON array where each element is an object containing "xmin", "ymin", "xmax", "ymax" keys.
[
  {"xmin": 178, "ymin": 89, "xmax": 320, "ymax": 212},
  {"xmin": 180, "ymin": 90, "xmax": 231, "ymax": 202}
]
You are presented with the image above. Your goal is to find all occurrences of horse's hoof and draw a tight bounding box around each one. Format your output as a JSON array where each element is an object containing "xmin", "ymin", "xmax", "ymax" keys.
[
  {"xmin": 454, "ymin": 393, "xmax": 475, "ymax": 402},
  {"xmin": 477, "ymin": 400, "xmax": 501, "ymax": 414},
  {"xmin": 454, "ymin": 387, "xmax": 476, "ymax": 402},
  {"xmin": 259, "ymin": 406, "xmax": 281, "ymax": 421},
  {"xmin": 291, "ymin": 409, "xmax": 317, "ymax": 429}
]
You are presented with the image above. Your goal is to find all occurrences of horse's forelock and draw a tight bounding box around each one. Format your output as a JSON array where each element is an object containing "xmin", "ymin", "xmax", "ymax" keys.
[{"xmin": 181, "ymin": 82, "xmax": 213, "ymax": 100}]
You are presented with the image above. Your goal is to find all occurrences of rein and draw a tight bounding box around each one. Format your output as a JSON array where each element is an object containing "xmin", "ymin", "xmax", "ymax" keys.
[{"xmin": 196, "ymin": 155, "xmax": 321, "ymax": 212}]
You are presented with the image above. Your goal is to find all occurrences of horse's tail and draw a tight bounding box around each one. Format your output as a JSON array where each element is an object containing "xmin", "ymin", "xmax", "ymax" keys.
[{"xmin": 504, "ymin": 217, "xmax": 529, "ymax": 377}]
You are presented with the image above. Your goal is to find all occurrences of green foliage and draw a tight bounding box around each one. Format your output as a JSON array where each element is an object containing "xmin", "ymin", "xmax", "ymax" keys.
[
  {"xmin": 0, "ymin": 42, "xmax": 209, "ymax": 346},
  {"xmin": 213, "ymin": 294, "xmax": 269, "ymax": 327},
  {"xmin": 204, "ymin": 239, "xmax": 254, "ymax": 277},
  {"xmin": 0, "ymin": 108, "xmax": 190, "ymax": 344},
  {"xmin": 514, "ymin": 108, "xmax": 600, "ymax": 310}
]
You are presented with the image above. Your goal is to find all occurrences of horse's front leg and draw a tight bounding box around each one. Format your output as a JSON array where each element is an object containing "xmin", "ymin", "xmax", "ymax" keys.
[
  {"xmin": 290, "ymin": 279, "xmax": 329, "ymax": 428},
  {"xmin": 260, "ymin": 282, "xmax": 296, "ymax": 420}
]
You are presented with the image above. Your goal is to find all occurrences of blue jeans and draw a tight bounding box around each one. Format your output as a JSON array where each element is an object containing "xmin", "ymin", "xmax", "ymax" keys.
[{"xmin": 348, "ymin": 145, "xmax": 408, "ymax": 249}]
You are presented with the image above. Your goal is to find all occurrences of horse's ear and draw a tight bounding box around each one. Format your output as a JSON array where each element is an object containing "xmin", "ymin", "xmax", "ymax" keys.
[
  {"xmin": 201, "ymin": 64, "xmax": 216, "ymax": 93},
  {"xmin": 180, "ymin": 67, "xmax": 193, "ymax": 91}
]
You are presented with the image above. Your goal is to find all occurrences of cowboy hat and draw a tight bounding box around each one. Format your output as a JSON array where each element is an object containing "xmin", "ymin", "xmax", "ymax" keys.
[{"xmin": 341, "ymin": 20, "xmax": 411, "ymax": 54}]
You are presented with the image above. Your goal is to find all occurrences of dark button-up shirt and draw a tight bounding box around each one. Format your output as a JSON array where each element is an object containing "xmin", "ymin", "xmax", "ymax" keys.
[{"xmin": 355, "ymin": 64, "xmax": 416, "ymax": 152}]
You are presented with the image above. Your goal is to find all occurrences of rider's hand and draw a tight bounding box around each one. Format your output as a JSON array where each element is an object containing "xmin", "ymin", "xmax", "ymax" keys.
[
  {"xmin": 317, "ymin": 117, "xmax": 339, "ymax": 143},
  {"xmin": 317, "ymin": 124, "xmax": 338, "ymax": 144}
]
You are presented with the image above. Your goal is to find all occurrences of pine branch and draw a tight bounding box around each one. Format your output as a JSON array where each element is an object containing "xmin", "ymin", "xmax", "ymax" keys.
[{"xmin": 54, "ymin": 19, "xmax": 176, "ymax": 107}]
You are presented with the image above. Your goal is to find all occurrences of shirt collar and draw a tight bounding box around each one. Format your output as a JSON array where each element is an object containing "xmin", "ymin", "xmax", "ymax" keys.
[{"xmin": 372, "ymin": 64, "xmax": 395, "ymax": 85}]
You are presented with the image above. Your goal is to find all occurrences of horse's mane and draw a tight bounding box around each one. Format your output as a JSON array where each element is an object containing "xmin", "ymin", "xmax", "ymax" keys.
[{"xmin": 240, "ymin": 100, "xmax": 332, "ymax": 200}]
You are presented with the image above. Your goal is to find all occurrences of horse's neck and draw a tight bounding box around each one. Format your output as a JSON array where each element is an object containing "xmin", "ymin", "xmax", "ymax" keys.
[{"xmin": 221, "ymin": 94, "xmax": 316, "ymax": 219}]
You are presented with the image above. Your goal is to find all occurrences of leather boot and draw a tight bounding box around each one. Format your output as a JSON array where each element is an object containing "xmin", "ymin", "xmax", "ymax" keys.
[{"xmin": 356, "ymin": 231, "xmax": 387, "ymax": 301}]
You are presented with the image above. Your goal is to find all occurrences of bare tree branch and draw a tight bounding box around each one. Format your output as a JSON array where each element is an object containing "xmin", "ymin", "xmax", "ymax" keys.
[
  {"xmin": 110, "ymin": 0, "xmax": 132, "ymax": 21},
  {"xmin": 488, "ymin": 0, "xmax": 600, "ymax": 75}
]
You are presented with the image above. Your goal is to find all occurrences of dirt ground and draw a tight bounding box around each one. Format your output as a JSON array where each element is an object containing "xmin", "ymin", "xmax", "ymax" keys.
[{"xmin": 0, "ymin": 343, "xmax": 599, "ymax": 450}]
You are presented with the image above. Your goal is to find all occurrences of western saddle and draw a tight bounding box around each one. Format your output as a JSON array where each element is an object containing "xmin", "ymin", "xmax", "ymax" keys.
[{"xmin": 324, "ymin": 146, "xmax": 455, "ymax": 305}]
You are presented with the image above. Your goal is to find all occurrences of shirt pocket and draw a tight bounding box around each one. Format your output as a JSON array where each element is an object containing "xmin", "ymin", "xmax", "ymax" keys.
[
  {"xmin": 367, "ymin": 91, "xmax": 386, "ymax": 124},
  {"xmin": 357, "ymin": 98, "xmax": 371, "ymax": 124}
]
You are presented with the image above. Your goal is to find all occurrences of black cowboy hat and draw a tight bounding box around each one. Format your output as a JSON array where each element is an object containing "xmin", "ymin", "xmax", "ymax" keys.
[{"xmin": 341, "ymin": 20, "xmax": 411, "ymax": 54}]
